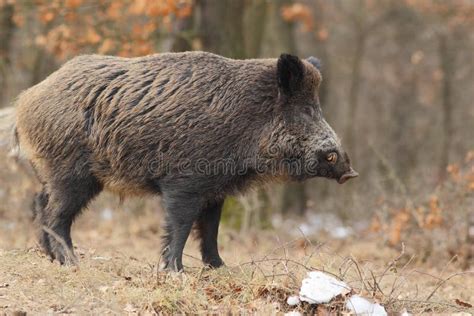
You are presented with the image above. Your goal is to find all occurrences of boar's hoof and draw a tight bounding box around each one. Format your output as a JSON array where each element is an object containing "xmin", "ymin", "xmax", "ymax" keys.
[
  {"xmin": 50, "ymin": 245, "xmax": 78, "ymax": 266},
  {"xmin": 46, "ymin": 235, "xmax": 78, "ymax": 265},
  {"xmin": 159, "ymin": 258, "xmax": 184, "ymax": 272},
  {"xmin": 39, "ymin": 228, "xmax": 78, "ymax": 265},
  {"xmin": 203, "ymin": 257, "xmax": 225, "ymax": 269}
]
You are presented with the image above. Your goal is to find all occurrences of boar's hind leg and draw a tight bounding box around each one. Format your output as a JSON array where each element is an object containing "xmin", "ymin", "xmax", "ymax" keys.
[
  {"xmin": 195, "ymin": 200, "xmax": 224, "ymax": 268},
  {"xmin": 32, "ymin": 188, "xmax": 53, "ymax": 258},
  {"xmin": 38, "ymin": 176, "xmax": 102, "ymax": 265},
  {"xmin": 160, "ymin": 192, "xmax": 203, "ymax": 272}
]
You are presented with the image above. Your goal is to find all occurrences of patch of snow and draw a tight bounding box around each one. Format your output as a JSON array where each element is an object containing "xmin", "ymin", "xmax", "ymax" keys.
[
  {"xmin": 287, "ymin": 295, "xmax": 300, "ymax": 306},
  {"xmin": 284, "ymin": 311, "xmax": 302, "ymax": 316},
  {"xmin": 92, "ymin": 256, "xmax": 111, "ymax": 261},
  {"xmin": 272, "ymin": 213, "xmax": 358, "ymax": 239},
  {"xmin": 299, "ymin": 271, "xmax": 350, "ymax": 304},
  {"xmin": 345, "ymin": 295, "xmax": 387, "ymax": 316},
  {"xmin": 331, "ymin": 226, "xmax": 353, "ymax": 239}
]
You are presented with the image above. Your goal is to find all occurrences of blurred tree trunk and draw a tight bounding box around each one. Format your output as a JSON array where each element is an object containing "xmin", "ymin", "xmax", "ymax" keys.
[
  {"xmin": 344, "ymin": 26, "xmax": 366, "ymax": 155},
  {"xmin": 243, "ymin": 0, "xmax": 267, "ymax": 58},
  {"xmin": 308, "ymin": 1, "xmax": 330, "ymax": 107},
  {"xmin": 31, "ymin": 20, "xmax": 57, "ymax": 85},
  {"xmin": 342, "ymin": 2, "xmax": 396, "ymax": 154},
  {"xmin": 170, "ymin": 15, "xmax": 194, "ymax": 52},
  {"xmin": 0, "ymin": 4, "xmax": 14, "ymax": 65},
  {"xmin": 280, "ymin": 182, "xmax": 307, "ymax": 216},
  {"xmin": 0, "ymin": 3, "xmax": 14, "ymax": 107},
  {"xmin": 391, "ymin": 71, "xmax": 418, "ymax": 180},
  {"xmin": 197, "ymin": 0, "xmax": 246, "ymax": 58},
  {"xmin": 438, "ymin": 31, "xmax": 455, "ymax": 181},
  {"xmin": 262, "ymin": 0, "xmax": 296, "ymax": 56},
  {"xmin": 31, "ymin": 50, "xmax": 53, "ymax": 85},
  {"xmin": 390, "ymin": 9, "xmax": 420, "ymax": 182},
  {"xmin": 335, "ymin": 4, "xmax": 368, "ymax": 209}
]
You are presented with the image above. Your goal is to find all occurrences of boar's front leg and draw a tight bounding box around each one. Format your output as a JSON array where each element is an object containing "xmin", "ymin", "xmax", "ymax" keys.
[
  {"xmin": 195, "ymin": 200, "xmax": 224, "ymax": 268},
  {"xmin": 160, "ymin": 191, "xmax": 202, "ymax": 272}
]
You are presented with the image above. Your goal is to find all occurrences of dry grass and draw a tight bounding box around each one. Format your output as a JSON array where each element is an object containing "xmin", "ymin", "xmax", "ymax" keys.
[
  {"xmin": 0, "ymin": 119, "xmax": 473, "ymax": 314},
  {"xmin": 0, "ymin": 205, "xmax": 473, "ymax": 315}
]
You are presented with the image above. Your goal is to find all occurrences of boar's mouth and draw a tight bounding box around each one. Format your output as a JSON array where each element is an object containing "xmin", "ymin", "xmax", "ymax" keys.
[{"xmin": 337, "ymin": 168, "xmax": 359, "ymax": 184}]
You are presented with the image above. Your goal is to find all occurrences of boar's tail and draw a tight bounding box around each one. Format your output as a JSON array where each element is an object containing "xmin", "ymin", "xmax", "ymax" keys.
[{"xmin": 0, "ymin": 106, "xmax": 19, "ymax": 157}]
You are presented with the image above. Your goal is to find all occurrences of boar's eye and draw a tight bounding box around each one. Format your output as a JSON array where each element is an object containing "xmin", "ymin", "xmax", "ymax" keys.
[{"xmin": 326, "ymin": 152, "xmax": 338, "ymax": 164}]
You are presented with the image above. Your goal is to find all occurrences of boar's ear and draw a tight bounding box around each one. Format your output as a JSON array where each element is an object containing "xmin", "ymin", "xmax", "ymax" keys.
[
  {"xmin": 306, "ymin": 56, "xmax": 321, "ymax": 71},
  {"xmin": 277, "ymin": 53, "xmax": 305, "ymax": 96}
]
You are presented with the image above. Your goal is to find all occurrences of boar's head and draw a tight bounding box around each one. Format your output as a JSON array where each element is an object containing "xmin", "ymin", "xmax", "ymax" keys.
[{"xmin": 259, "ymin": 54, "xmax": 358, "ymax": 184}]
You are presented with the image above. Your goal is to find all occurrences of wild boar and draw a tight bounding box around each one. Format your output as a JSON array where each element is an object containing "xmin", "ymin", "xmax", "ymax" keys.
[{"xmin": 8, "ymin": 51, "xmax": 357, "ymax": 271}]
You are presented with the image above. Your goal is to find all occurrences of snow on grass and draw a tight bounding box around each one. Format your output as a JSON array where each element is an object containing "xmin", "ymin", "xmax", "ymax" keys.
[
  {"xmin": 290, "ymin": 271, "xmax": 389, "ymax": 315},
  {"xmin": 286, "ymin": 295, "xmax": 300, "ymax": 306},
  {"xmin": 346, "ymin": 295, "xmax": 387, "ymax": 316},
  {"xmin": 299, "ymin": 271, "xmax": 350, "ymax": 304}
]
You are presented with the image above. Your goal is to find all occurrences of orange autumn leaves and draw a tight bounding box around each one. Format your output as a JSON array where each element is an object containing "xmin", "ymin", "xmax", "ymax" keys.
[
  {"xmin": 128, "ymin": 0, "xmax": 192, "ymax": 18},
  {"xmin": 281, "ymin": 3, "xmax": 313, "ymax": 32},
  {"xmin": 447, "ymin": 149, "xmax": 474, "ymax": 192},
  {"xmin": 371, "ymin": 150, "xmax": 474, "ymax": 246},
  {"xmin": 280, "ymin": 3, "xmax": 329, "ymax": 42},
  {"xmin": 371, "ymin": 197, "xmax": 443, "ymax": 247},
  {"xmin": 281, "ymin": 0, "xmax": 474, "ymax": 44},
  {"xmin": 405, "ymin": 0, "xmax": 474, "ymax": 27},
  {"xmin": 11, "ymin": 0, "xmax": 193, "ymax": 59}
]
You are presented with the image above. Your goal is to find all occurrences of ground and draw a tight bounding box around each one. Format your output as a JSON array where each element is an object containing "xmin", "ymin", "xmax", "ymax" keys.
[{"xmin": 0, "ymin": 200, "xmax": 473, "ymax": 315}]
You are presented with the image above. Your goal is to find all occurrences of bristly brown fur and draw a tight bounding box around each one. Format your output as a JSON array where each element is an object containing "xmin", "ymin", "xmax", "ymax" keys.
[{"xmin": 14, "ymin": 51, "xmax": 355, "ymax": 270}]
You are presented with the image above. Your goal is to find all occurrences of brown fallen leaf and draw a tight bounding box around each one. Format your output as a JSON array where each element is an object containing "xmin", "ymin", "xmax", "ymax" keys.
[
  {"xmin": 316, "ymin": 305, "xmax": 332, "ymax": 316},
  {"xmin": 455, "ymin": 298, "xmax": 473, "ymax": 308}
]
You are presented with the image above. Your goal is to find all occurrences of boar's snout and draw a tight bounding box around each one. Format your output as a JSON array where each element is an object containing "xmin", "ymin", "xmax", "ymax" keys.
[{"xmin": 337, "ymin": 167, "xmax": 359, "ymax": 184}]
